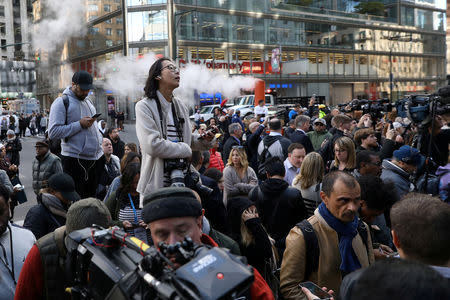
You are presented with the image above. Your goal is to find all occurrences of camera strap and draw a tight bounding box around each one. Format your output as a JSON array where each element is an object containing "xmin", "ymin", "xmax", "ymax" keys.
[
  {"xmin": 154, "ymin": 97, "xmax": 184, "ymax": 143},
  {"xmin": 128, "ymin": 193, "xmax": 138, "ymax": 223}
]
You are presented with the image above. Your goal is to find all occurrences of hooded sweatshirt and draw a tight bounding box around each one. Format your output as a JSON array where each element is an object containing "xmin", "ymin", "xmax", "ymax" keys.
[
  {"xmin": 48, "ymin": 87, "xmax": 103, "ymax": 160},
  {"xmin": 436, "ymin": 164, "xmax": 450, "ymax": 202}
]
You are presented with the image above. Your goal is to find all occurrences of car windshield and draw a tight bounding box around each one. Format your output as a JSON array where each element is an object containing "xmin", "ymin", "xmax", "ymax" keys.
[{"xmin": 199, "ymin": 106, "xmax": 213, "ymax": 114}]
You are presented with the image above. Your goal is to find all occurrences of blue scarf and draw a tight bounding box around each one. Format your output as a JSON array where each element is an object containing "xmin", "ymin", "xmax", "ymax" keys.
[{"xmin": 318, "ymin": 202, "xmax": 361, "ymax": 274}]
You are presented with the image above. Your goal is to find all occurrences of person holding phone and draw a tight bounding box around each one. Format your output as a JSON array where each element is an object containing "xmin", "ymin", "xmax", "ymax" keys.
[{"xmin": 48, "ymin": 71, "xmax": 103, "ymax": 198}]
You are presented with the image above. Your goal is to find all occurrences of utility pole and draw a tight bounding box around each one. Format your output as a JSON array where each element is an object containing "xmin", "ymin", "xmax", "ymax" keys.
[
  {"xmin": 167, "ymin": 0, "xmax": 176, "ymax": 60},
  {"xmin": 121, "ymin": 0, "xmax": 128, "ymax": 56}
]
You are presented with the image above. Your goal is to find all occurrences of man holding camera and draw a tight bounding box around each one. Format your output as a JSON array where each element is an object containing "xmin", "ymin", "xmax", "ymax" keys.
[
  {"xmin": 142, "ymin": 187, "xmax": 274, "ymax": 300},
  {"xmin": 136, "ymin": 58, "xmax": 215, "ymax": 201},
  {"xmin": 48, "ymin": 71, "xmax": 103, "ymax": 198}
]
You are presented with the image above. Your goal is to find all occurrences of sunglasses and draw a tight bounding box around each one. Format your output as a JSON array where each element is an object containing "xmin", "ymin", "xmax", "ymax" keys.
[{"xmin": 232, "ymin": 146, "xmax": 244, "ymax": 150}]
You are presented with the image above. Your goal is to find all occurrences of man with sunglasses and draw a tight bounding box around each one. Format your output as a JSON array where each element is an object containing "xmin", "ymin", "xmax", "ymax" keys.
[
  {"xmin": 307, "ymin": 118, "xmax": 332, "ymax": 151},
  {"xmin": 353, "ymin": 150, "xmax": 382, "ymax": 178}
]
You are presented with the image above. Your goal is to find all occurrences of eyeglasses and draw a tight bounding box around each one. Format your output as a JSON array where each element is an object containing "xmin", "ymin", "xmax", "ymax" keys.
[
  {"xmin": 232, "ymin": 146, "xmax": 244, "ymax": 150},
  {"xmin": 161, "ymin": 65, "xmax": 179, "ymax": 73}
]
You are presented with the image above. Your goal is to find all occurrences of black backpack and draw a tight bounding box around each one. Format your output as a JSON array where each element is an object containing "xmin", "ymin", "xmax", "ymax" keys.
[
  {"xmin": 296, "ymin": 219, "xmax": 370, "ymax": 279},
  {"xmin": 257, "ymin": 137, "xmax": 277, "ymax": 180}
]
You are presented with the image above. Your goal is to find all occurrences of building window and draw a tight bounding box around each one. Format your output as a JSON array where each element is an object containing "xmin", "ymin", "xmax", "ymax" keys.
[
  {"xmin": 0, "ymin": 6, "xmax": 4, "ymax": 17},
  {"xmin": 1, "ymin": 39, "xmax": 6, "ymax": 47},
  {"xmin": 88, "ymin": 16, "xmax": 97, "ymax": 21},
  {"xmin": 105, "ymin": 28, "xmax": 112, "ymax": 35},
  {"xmin": 89, "ymin": 40, "xmax": 95, "ymax": 48},
  {"xmin": 88, "ymin": 4, "xmax": 98, "ymax": 11},
  {"xmin": 105, "ymin": 18, "xmax": 112, "ymax": 24},
  {"xmin": 117, "ymin": 29, "xmax": 123, "ymax": 36},
  {"xmin": 116, "ymin": 17, "xmax": 123, "ymax": 24},
  {"xmin": 89, "ymin": 27, "xmax": 99, "ymax": 35},
  {"xmin": 104, "ymin": 4, "xmax": 111, "ymax": 12},
  {"xmin": 0, "ymin": 22, "xmax": 4, "ymax": 34},
  {"xmin": 106, "ymin": 40, "xmax": 113, "ymax": 47}
]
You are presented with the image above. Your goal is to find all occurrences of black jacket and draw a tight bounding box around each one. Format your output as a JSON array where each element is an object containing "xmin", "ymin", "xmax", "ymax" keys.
[
  {"xmin": 249, "ymin": 178, "xmax": 307, "ymax": 243},
  {"xmin": 257, "ymin": 134, "xmax": 292, "ymax": 162},
  {"xmin": 23, "ymin": 194, "xmax": 67, "ymax": 239},
  {"xmin": 222, "ymin": 136, "xmax": 240, "ymax": 165},
  {"xmin": 246, "ymin": 125, "xmax": 265, "ymax": 171},
  {"xmin": 319, "ymin": 129, "xmax": 345, "ymax": 164},
  {"xmin": 110, "ymin": 137, "xmax": 125, "ymax": 159},
  {"xmin": 289, "ymin": 130, "xmax": 314, "ymax": 153},
  {"xmin": 5, "ymin": 137, "xmax": 22, "ymax": 166},
  {"xmin": 200, "ymin": 174, "xmax": 229, "ymax": 234}
]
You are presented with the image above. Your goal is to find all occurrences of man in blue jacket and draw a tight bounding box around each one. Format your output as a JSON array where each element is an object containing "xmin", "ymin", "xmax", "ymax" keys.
[{"xmin": 48, "ymin": 71, "xmax": 103, "ymax": 198}]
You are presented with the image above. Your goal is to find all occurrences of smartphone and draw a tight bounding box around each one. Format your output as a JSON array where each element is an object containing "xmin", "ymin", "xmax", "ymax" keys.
[
  {"xmin": 299, "ymin": 282, "xmax": 332, "ymax": 300},
  {"xmin": 92, "ymin": 113, "xmax": 101, "ymax": 118}
]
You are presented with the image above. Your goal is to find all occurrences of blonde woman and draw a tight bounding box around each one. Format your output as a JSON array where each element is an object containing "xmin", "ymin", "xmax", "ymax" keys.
[
  {"xmin": 293, "ymin": 152, "xmax": 325, "ymax": 217},
  {"xmin": 222, "ymin": 146, "xmax": 257, "ymax": 206},
  {"xmin": 330, "ymin": 136, "xmax": 356, "ymax": 173}
]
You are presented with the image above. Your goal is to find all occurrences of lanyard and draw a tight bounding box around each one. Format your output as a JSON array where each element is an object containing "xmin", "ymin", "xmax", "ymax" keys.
[{"xmin": 128, "ymin": 193, "xmax": 138, "ymax": 223}]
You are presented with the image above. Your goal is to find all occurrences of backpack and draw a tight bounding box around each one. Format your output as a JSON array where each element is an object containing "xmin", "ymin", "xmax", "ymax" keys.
[
  {"xmin": 296, "ymin": 219, "xmax": 369, "ymax": 279},
  {"xmin": 416, "ymin": 173, "xmax": 441, "ymax": 196},
  {"xmin": 257, "ymin": 138, "xmax": 277, "ymax": 180},
  {"xmin": 49, "ymin": 95, "xmax": 69, "ymax": 144}
]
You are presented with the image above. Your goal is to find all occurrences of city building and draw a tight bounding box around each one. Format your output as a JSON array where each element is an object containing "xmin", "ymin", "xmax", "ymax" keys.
[
  {"xmin": 34, "ymin": 0, "xmax": 446, "ymax": 119},
  {"xmin": 0, "ymin": 0, "xmax": 36, "ymax": 108}
]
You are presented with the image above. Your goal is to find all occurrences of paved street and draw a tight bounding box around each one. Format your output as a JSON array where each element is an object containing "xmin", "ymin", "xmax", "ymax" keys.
[{"xmin": 12, "ymin": 121, "xmax": 139, "ymax": 223}]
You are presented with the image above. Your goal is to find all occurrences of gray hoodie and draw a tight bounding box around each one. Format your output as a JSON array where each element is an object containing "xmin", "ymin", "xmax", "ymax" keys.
[{"xmin": 48, "ymin": 87, "xmax": 103, "ymax": 160}]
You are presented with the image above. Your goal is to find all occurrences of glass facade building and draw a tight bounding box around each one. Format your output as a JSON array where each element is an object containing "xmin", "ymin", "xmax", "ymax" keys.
[{"xmin": 35, "ymin": 0, "xmax": 446, "ymax": 117}]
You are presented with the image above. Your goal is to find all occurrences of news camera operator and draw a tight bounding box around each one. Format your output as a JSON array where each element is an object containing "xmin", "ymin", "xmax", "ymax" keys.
[
  {"xmin": 136, "ymin": 58, "xmax": 215, "ymax": 202},
  {"xmin": 141, "ymin": 187, "xmax": 275, "ymax": 300}
]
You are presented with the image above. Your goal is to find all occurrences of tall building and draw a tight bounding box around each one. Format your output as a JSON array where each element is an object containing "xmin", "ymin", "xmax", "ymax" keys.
[
  {"xmin": 35, "ymin": 0, "xmax": 446, "ymax": 118},
  {"xmin": 0, "ymin": 0, "xmax": 36, "ymax": 106}
]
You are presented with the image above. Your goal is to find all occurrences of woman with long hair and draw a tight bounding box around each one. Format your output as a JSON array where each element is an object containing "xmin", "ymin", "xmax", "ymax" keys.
[
  {"xmin": 227, "ymin": 197, "xmax": 273, "ymax": 277},
  {"xmin": 105, "ymin": 162, "xmax": 148, "ymax": 243},
  {"xmin": 293, "ymin": 152, "xmax": 325, "ymax": 217},
  {"xmin": 222, "ymin": 147, "xmax": 257, "ymax": 206},
  {"xmin": 136, "ymin": 57, "xmax": 214, "ymax": 199},
  {"xmin": 330, "ymin": 136, "xmax": 356, "ymax": 172},
  {"xmin": 103, "ymin": 152, "xmax": 141, "ymax": 202}
]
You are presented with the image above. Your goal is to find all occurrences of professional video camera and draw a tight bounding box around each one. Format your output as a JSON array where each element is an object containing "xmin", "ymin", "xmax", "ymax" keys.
[
  {"xmin": 164, "ymin": 158, "xmax": 213, "ymax": 198},
  {"xmin": 338, "ymin": 99, "xmax": 392, "ymax": 119},
  {"xmin": 395, "ymin": 86, "xmax": 450, "ymax": 126},
  {"xmin": 65, "ymin": 226, "xmax": 254, "ymax": 300}
]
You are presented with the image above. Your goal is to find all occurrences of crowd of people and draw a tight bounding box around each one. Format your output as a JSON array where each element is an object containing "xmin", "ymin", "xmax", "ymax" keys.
[{"xmin": 0, "ymin": 60, "xmax": 449, "ymax": 299}]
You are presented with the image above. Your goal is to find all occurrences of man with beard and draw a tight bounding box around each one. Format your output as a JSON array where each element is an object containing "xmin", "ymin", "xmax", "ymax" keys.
[
  {"xmin": 381, "ymin": 145, "xmax": 422, "ymax": 198},
  {"xmin": 280, "ymin": 171, "xmax": 374, "ymax": 299},
  {"xmin": 48, "ymin": 71, "xmax": 103, "ymax": 198},
  {"xmin": 354, "ymin": 128, "xmax": 396, "ymax": 160},
  {"xmin": 106, "ymin": 127, "xmax": 125, "ymax": 159},
  {"xmin": 249, "ymin": 157, "xmax": 306, "ymax": 255},
  {"xmin": 0, "ymin": 184, "xmax": 35, "ymax": 299}
]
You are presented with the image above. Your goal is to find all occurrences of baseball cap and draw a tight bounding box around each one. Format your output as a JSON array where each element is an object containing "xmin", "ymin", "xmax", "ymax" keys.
[
  {"xmin": 72, "ymin": 71, "xmax": 93, "ymax": 90},
  {"xmin": 314, "ymin": 118, "xmax": 327, "ymax": 126},
  {"xmin": 48, "ymin": 173, "xmax": 80, "ymax": 203},
  {"xmin": 393, "ymin": 145, "xmax": 422, "ymax": 166}
]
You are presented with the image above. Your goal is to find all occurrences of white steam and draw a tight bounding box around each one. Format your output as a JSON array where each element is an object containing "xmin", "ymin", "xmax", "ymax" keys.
[
  {"xmin": 32, "ymin": 0, "xmax": 86, "ymax": 53},
  {"xmin": 97, "ymin": 53, "xmax": 157, "ymax": 98},
  {"xmin": 97, "ymin": 54, "xmax": 257, "ymax": 106},
  {"xmin": 178, "ymin": 63, "xmax": 256, "ymax": 102}
]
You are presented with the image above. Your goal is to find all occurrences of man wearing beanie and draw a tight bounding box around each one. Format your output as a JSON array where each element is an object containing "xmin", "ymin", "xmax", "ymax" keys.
[
  {"xmin": 381, "ymin": 145, "xmax": 422, "ymax": 198},
  {"xmin": 15, "ymin": 198, "xmax": 112, "ymax": 300},
  {"xmin": 142, "ymin": 187, "xmax": 274, "ymax": 300}
]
